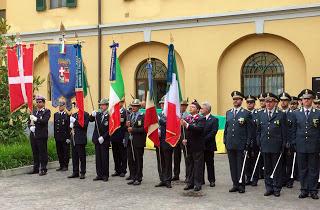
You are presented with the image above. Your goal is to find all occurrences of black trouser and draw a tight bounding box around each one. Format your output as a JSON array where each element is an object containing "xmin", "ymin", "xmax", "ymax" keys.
[
  {"xmin": 156, "ymin": 147, "xmax": 173, "ymax": 183},
  {"xmin": 227, "ymin": 149, "xmax": 245, "ymax": 189},
  {"xmin": 55, "ymin": 140, "xmax": 70, "ymax": 168},
  {"xmin": 71, "ymin": 144, "xmax": 86, "ymax": 175},
  {"xmin": 297, "ymin": 152, "xmax": 319, "ymax": 195},
  {"xmin": 186, "ymin": 151, "xmax": 204, "ymax": 188},
  {"xmin": 203, "ymin": 150, "xmax": 216, "ymax": 183},
  {"xmin": 112, "ymin": 141, "xmax": 127, "ymax": 174},
  {"xmin": 173, "ymin": 141, "xmax": 182, "ymax": 178},
  {"xmin": 282, "ymin": 148, "xmax": 295, "ymax": 185},
  {"xmin": 245, "ymin": 148, "xmax": 259, "ymax": 183},
  {"xmin": 263, "ymin": 152, "xmax": 282, "ymax": 193},
  {"xmin": 95, "ymin": 143, "xmax": 109, "ymax": 178},
  {"xmin": 30, "ymin": 137, "xmax": 48, "ymax": 172},
  {"xmin": 127, "ymin": 143, "xmax": 144, "ymax": 182}
]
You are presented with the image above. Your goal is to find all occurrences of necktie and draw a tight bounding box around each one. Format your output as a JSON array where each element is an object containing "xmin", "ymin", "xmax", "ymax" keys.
[
  {"xmin": 306, "ymin": 110, "xmax": 310, "ymax": 119},
  {"xmin": 268, "ymin": 111, "xmax": 272, "ymax": 120},
  {"xmin": 101, "ymin": 113, "xmax": 104, "ymax": 123},
  {"xmin": 233, "ymin": 109, "xmax": 237, "ymax": 117}
]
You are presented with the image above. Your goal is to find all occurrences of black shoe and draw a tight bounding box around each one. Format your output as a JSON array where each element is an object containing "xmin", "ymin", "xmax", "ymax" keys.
[
  {"xmin": 286, "ymin": 183, "xmax": 293, "ymax": 188},
  {"xmin": 27, "ymin": 170, "xmax": 39, "ymax": 175},
  {"xmin": 39, "ymin": 171, "xmax": 47, "ymax": 176},
  {"xmin": 229, "ymin": 187, "xmax": 238, "ymax": 192},
  {"xmin": 264, "ymin": 191, "xmax": 273, "ymax": 196},
  {"xmin": 127, "ymin": 180, "xmax": 135, "ymax": 185},
  {"xmin": 245, "ymin": 180, "xmax": 252, "ymax": 186},
  {"xmin": 61, "ymin": 167, "xmax": 68, "ymax": 171},
  {"xmin": 310, "ymin": 194, "xmax": 319, "ymax": 200},
  {"xmin": 133, "ymin": 180, "xmax": 141, "ymax": 185},
  {"xmin": 184, "ymin": 185, "xmax": 194, "ymax": 190},
  {"xmin": 119, "ymin": 173, "xmax": 125, "ymax": 177},
  {"xmin": 80, "ymin": 174, "xmax": 85, "ymax": 179},
  {"xmin": 274, "ymin": 192, "xmax": 280, "ymax": 197},
  {"xmin": 238, "ymin": 188, "xmax": 245, "ymax": 193},
  {"xmin": 93, "ymin": 176, "xmax": 103, "ymax": 181},
  {"xmin": 172, "ymin": 176, "xmax": 179, "ymax": 181},
  {"xmin": 56, "ymin": 167, "xmax": 63, "ymax": 171},
  {"xmin": 299, "ymin": 193, "xmax": 308, "ymax": 199},
  {"xmin": 194, "ymin": 186, "xmax": 201, "ymax": 192},
  {"xmin": 103, "ymin": 177, "xmax": 109, "ymax": 182},
  {"xmin": 68, "ymin": 174, "xmax": 79, "ymax": 178},
  {"xmin": 155, "ymin": 182, "xmax": 166, "ymax": 187},
  {"xmin": 166, "ymin": 182, "xmax": 172, "ymax": 188},
  {"xmin": 126, "ymin": 176, "xmax": 132, "ymax": 180},
  {"xmin": 210, "ymin": 182, "xmax": 215, "ymax": 187},
  {"xmin": 111, "ymin": 172, "xmax": 120, "ymax": 177}
]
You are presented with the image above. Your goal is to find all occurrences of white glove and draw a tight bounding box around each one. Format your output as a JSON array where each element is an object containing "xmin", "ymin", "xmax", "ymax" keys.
[
  {"xmin": 91, "ymin": 111, "xmax": 97, "ymax": 117},
  {"xmin": 70, "ymin": 123, "xmax": 74, "ymax": 129},
  {"xmin": 30, "ymin": 115, "xmax": 38, "ymax": 122},
  {"xmin": 98, "ymin": 136, "xmax": 104, "ymax": 144},
  {"xmin": 70, "ymin": 116, "xmax": 76, "ymax": 123},
  {"xmin": 30, "ymin": 126, "xmax": 35, "ymax": 133},
  {"xmin": 66, "ymin": 139, "xmax": 71, "ymax": 144}
]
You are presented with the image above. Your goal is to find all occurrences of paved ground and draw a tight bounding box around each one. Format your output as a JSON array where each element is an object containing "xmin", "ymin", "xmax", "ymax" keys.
[{"xmin": 0, "ymin": 150, "xmax": 318, "ymax": 210}]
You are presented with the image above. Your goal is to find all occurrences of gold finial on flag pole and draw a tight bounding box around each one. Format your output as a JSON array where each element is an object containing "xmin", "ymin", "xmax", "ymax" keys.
[{"xmin": 170, "ymin": 33, "xmax": 174, "ymax": 44}]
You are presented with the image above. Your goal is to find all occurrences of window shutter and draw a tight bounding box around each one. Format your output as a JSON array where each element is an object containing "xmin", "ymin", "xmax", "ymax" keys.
[
  {"xmin": 66, "ymin": 0, "xmax": 77, "ymax": 8},
  {"xmin": 36, "ymin": 0, "xmax": 46, "ymax": 11}
]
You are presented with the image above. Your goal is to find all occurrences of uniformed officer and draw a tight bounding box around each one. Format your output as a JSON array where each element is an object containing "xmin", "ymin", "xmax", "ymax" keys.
[
  {"xmin": 53, "ymin": 101, "xmax": 71, "ymax": 171},
  {"xmin": 290, "ymin": 96, "xmax": 299, "ymax": 111},
  {"xmin": 28, "ymin": 95, "xmax": 51, "ymax": 176},
  {"xmin": 181, "ymin": 100, "xmax": 206, "ymax": 192},
  {"xmin": 224, "ymin": 91, "xmax": 252, "ymax": 193},
  {"xmin": 258, "ymin": 93, "xmax": 266, "ymax": 111},
  {"xmin": 155, "ymin": 96, "xmax": 173, "ymax": 188},
  {"xmin": 68, "ymin": 103, "xmax": 90, "ymax": 180},
  {"xmin": 257, "ymin": 92, "xmax": 287, "ymax": 197},
  {"xmin": 173, "ymin": 99, "xmax": 190, "ymax": 182},
  {"xmin": 244, "ymin": 95, "xmax": 260, "ymax": 186},
  {"xmin": 126, "ymin": 99, "xmax": 147, "ymax": 186},
  {"xmin": 111, "ymin": 99, "xmax": 128, "ymax": 178},
  {"xmin": 200, "ymin": 102, "xmax": 219, "ymax": 187},
  {"xmin": 90, "ymin": 98, "xmax": 110, "ymax": 182},
  {"xmin": 278, "ymin": 92, "xmax": 296, "ymax": 189},
  {"xmin": 313, "ymin": 93, "xmax": 320, "ymax": 110},
  {"xmin": 291, "ymin": 89, "xmax": 320, "ymax": 199}
]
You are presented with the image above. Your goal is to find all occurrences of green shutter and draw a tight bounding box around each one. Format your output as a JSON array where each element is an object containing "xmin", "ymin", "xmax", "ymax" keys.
[
  {"xmin": 66, "ymin": 0, "xmax": 77, "ymax": 8},
  {"xmin": 36, "ymin": 0, "xmax": 46, "ymax": 11}
]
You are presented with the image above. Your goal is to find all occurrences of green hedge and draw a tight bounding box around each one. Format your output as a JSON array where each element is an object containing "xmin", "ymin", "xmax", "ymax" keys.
[{"xmin": 0, "ymin": 137, "xmax": 95, "ymax": 170}]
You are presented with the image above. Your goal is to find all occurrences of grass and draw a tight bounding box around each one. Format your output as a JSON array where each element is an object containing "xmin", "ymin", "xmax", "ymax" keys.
[{"xmin": 0, "ymin": 137, "xmax": 95, "ymax": 170}]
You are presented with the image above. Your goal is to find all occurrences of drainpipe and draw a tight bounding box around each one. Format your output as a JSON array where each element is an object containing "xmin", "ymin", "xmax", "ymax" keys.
[{"xmin": 98, "ymin": 0, "xmax": 102, "ymax": 100}]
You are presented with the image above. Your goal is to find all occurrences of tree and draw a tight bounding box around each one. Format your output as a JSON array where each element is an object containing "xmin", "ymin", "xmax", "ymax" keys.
[{"xmin": 0, "ymin": 19, "xmax": 44, "ymax": 144}]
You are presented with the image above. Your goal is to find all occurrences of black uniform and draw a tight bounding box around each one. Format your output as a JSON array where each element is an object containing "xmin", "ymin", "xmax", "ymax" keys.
[
  {"xmin": 224, "ymin": 107, "xmax": 252, "ymax": 192},
  {"xmin": 156, "ymin": 112, "xmax": 173, "ymax": 186},
  {"xmin": 127, "ymin": 111, "xmax": 147, "ymax": 183},
  {"xmin": 110, "ymin": 107, "xmax": 128, "ymax": 176},
  {"xmin": 70, "ymin": 112, "xmax": 89, "ymax": 176},
  {"xmin": 54, "ymin": 111, "xmax": 71, "ymax": 169},
  {"xmin": 202, "ymin": 114, "xmax": 219, "ymax": 184},
  {"xmin": 257, "ymin": 108, "xmax": 287, "ymax": 194},
  {"xmin": 291, "ymin": 107, "xmax": 320, "ymax": 197},
  {"xmin": 89, "ymin": 111, "xmax": 110, "ymax": 179},
  {"xmin": 184, "ymin": 114, "xmax": 206, "ymax": 189},
  {"xmin": 28, "ymin": 108, "xmax": 51, "ymax": 173}
]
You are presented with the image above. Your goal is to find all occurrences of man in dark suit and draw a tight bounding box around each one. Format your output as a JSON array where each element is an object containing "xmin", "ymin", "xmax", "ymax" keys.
[
  {"xmin": 155, "ymin": 96, "xmax": 173, "ymax": 188},
  {"xmin": 90, "ymin": 98, "xmax": 110, "ymax": 182},
  {"xmin": 68, "ymin": 103, "xmax": 89, "ymax": 180},
  {"xmin": 53, "ymin": 101, "xmax": 71, "ymax": 172},
  {"xmin": 224, "ymin": 91, "xmax": 252, "ymax": 193},
  {"xmin": 291, "ymin": 89, "xmax": 320, "ymax": 199},
  {"xmin": 181, "ymin": 100, "xmax": 206, "ymax": 192},
  {"xmin": 28, "ymin": 95, "xmax": 51, "ymax": 176},
  {"xmin": 200, "ymin": 102, "xmax": 219, "ymax": 187},
  {"xmin": 111, "ymin": 99, "xmax": 128, "ymax": 178},
  {"xmin": 257, "ymin": 92, "xmax": 287, "ymax": 197},
  {"xmin": 126, "ymin": 99, "xmax": 147, "ymax": 186}
]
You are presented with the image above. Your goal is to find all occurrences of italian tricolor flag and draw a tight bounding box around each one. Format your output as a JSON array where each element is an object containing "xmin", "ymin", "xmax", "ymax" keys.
[
  {"xmin": 109, "ymin": 43, "xmax": 125, "ymax": 135},
  {"xmin": 164, "ymin": 44, "xmax": 182, "ymax": 147}
]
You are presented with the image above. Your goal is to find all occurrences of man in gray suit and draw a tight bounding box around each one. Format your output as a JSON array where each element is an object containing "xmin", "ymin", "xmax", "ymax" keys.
[{"xmin": 291, "ymin": 89, "xmax": 320, "ymax": 199}]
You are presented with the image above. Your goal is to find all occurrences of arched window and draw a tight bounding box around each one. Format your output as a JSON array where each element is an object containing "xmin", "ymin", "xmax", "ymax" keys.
[
  {"xmin": 136, "ymin": 58, "xmax": 167, "ymax": 105},
  {"xmin": 241, "ymin": 52, "xmax": 284, "ymax": 96}
]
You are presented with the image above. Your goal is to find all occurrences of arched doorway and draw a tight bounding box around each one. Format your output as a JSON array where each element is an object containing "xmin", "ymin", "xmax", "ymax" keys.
[
  {"xmin": 241, "ymin": 52, "xmax": 284, "ymax": 96},
  {"xmin": 135, "ymin": 58, "xmax": 167, "ymax": 105}
]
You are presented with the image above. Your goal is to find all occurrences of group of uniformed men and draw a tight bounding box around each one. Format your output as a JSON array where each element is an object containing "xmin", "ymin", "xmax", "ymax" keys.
[{"xmin": 27, "ymin": 88, "xmax": 320, "ymax": 199}]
